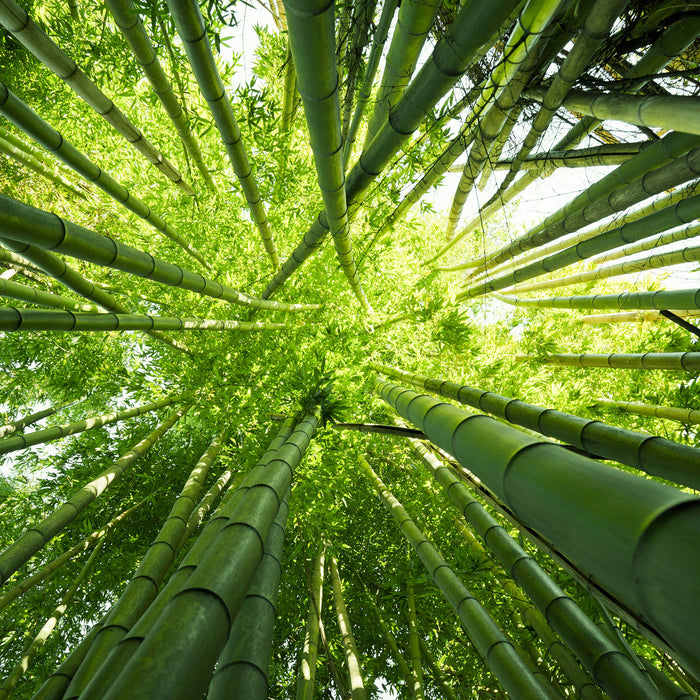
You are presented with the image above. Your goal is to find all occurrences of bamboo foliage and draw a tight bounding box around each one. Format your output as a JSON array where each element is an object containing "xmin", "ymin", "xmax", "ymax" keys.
[
  {"xmin": 581, "ymin": 310, "xmax": 700, "ymax": 324},
  {"xmin": 296, "ymin": 548, "xmax": 325, "ymax": 700},
  {"xmin": 595, "ymin": 398, "xmax": 700, "ymax": 427},
  {"xmin": 166, "ymin": 0, "xmax": 280, "ymax": 268},
  {"xmin": 0, "ymin": 0, "xmax": 195, "ymax": 194}
]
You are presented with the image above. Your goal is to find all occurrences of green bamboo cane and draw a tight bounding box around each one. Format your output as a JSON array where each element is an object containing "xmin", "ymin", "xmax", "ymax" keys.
[
  {"xmin": 580, "ymin": 310, "xmax": 700, "ymax": 325},
  {"xmin": 330, "ymin": 555, "xmax": 369, "ymax": 700},
  {"xmin": 511, "ymin": 236, "xmax": 700, "ymax": 295},
  {"xmin": 0, "ymin": 500, "xmax": 144, "ymax": 615},
  {"xmin": 370, "ymin": 361, "xmax": 700, "ymax": 490},
  {"xmin": 0, "ymin": 135, "xmax": 86, "ymax": 199},
  {"xmin": 595, "ymin": 398, "xmax": 700, "ymax": 427},
  {"xmin": 357, "ymin": 453, "xmax": 551, "ymax": 700},
  {"xmin": 208, "ymin": 490, "xmax": 290, "ymax": 698},
  {"xmin": 0, "ymin": 84, "xmax": 209, "ymax": 269},
  {"xmin": 281, "ymin": 44, "xmax": 297, "ymax": 132},
  {"xmin": 166, "ymin": 0, "xmax": 279, "ymax": 269},
  {"xmin": 0, "ymin": 0, "xmax": 195, "ymax": 195},
  {"xmin": 417, "ymin": 637, "xmax": 460, "ymax": 700},
  {"xmin": 0, "ymin": 307, "xmax": 291, "ymax": 333},
  {"xmin": 0, "ymin": 194, "xmax": 320, "ymax": 313},
  {"xmin": 87, "ymin": 413, "xmax": 318, "ymax": 700},
  {"xmin": 475, "ymin": 104, "xmax": 525, "ymax": 191},
  {"xmin": 493, "ymin": 287, "xmax": 700, "ymax": 315},
  {"xmin": 0, "ymin": 276, "xmax": 99, "ymax": 313},
  {"xmin": 283, "ymin": 0, "xmax": 371, "ymax": 311},
  {"xmin": 68, "ymin": 417, "xmax": 299, "ymax": 699},
  {"xmin": 296, "ymin": 548, "xmax": 325, "ymax": 700},
  {"xmin": 361, "ymin": 0, "xmax": 441, "ymax": 148},
  {"xmin": 0, "ymin": 238, "xmax": 192, "ymax": 356},
  {"xmin": 528, "ymin": 88, "xmax": 700, "ymax": 138},
  {"xmin": 343, "ymin": 0, "xmax": 398, "ymax": 166},
  {"xmin": 66, "ymin": 431, "xmax": 227, "ymax": 696},
  {"xmin": 0, "ymin": 537, "xmax": 104, "ymax": 700},
  {"xmin": 0, "ymin": 394, "xmax": 184, "ymax": 456},
  {"xmin": 513, "ymin": 351, "xmax": 700, "ymax": 371},
  {"xmin": 0, "ymin": 404, "xmax": 189, "ymax": 585},
  {"xmin": 259, "ymin": 0, "xmax": 521, "ymax": 300},
  {"xmin": 105, "ymin": 0, "xmax": 217, "ymax": 194},
  {"xmin": 0, "ymin": 398, "xmax": 77, "ymax": 440},
  {"xmin": 374, "ymin": 377, "xmax": 700, "ymax": 677},
  {"xmin": 0, "ymin": 123, "xmax": 68, "ymax": 170},
  {"xmin": 406, "ymin": 581, "xmax": 424, "ymax": 700},
  {"xmin": 402, "ymin": 436, "xmax": 651, "ymax": 700}
]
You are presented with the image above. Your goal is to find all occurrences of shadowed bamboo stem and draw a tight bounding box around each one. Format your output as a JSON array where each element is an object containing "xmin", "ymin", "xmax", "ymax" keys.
[{"xmin": 296, "ymin": 548, "xmax": 325, "ymax": 700}]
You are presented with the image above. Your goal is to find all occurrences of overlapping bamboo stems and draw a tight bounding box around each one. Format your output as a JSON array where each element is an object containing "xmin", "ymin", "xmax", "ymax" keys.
[
  {"xmin": 329, "ymin": 555, "xmax": 368, "ymax": 700},
  {"xmin": 0, "ymin": 307, "xmax": 291, "ymax": 332},
  {"xmin": 459, "ymin": 190, "xmax": 700, "ymax": 298},
  {"xmin": 581, "ymin": 310, "xmax": 700, "ymax": 325},
  {"xmin": 208, "ymin": 490, "xmax": 290, "ymax": 698},
  {"xmin": 418, "ymin": 637, "xmax": 460, "ymax": 700},
  {"xmin": 0, "ymin": 0, "xmax": 194, "ymax": 194},
  {"xmin": 515, "ymin": 351, "xmax": 700, "ymax": 371},
  {"xmin": 0, "ymin": 85, "xmax": 209, "ymax": 269},
  {"xmin": 66, "ymin": 431, "xmax": 227, "ymax": 695},
  {"xmin": 67, "ymin": 418, "xmax": 299, "ymax": 699},
  {"xmin": 403, "ymin": 435, "xmax": 649, "ymax": 700},
  {"xmin": 0, "ymin": 500, "xmax": 144, "ymax": 615},
  {"xmin": 459, "ymin": 131, "xmax": 700, "ymax": 278},
  {"xmin": 453, "ymin": 16, "xmax": 700, "ymax": 251},
  {"xmin": 475, "ymin": 104, "xmax": 524, "ymax": 190},
  {"xmin": 166, "ymin": 0, "xmax": 279, "ymax": 269},
  {"xmin": 443, "ymin": 0, "xmax": 565, "ymax": 239},
  {"xmin": 595, "ymin": 398, "xmax": 700, "ymax": 427},
  {"xmin": 296, "ymin": 548, "xmax": 325, "ymax": 700},
  {"xmin": 449, "ymin": 517, "xmax": 603, "ymax": 700},
  {"xmin": 343, "ymin": 0, "xmax": 398, "ymax": 166},
  {"xmin": 406, "ymin": 581, "xmax": 424, "ymax": 699},
  {"xmin": 361, "ymin": 0, "xmax": 441, "ymax": 148},
  {"xmin": 0, "ymin": 394, "xmax": 183, "ymax": 456},
  {"xmin": 0, "ymin": 276, "xmax": 99, "ymax": 313},
  {"xmin": 0, "ymin": 237, "xmax": 191, "ymax": 355},
  {"xmin": 0, "ymin": 399, "xmax": 76, "ymax": 440},
  {"xmin": 370, "ymin": 361, "xmax": 700, "ymax": 489},
  {"xmin": 259, "ymin": 0, "xmax": 522, "ymax": 300},
  {"xmin": 357, "ymin": 453, "xmax": 551, "ymax": 699},
  {"xmin": 528, "ymin": 88, "xmax": 700, "ymax": 138},
  {"xmin": 87, "ymin": 412, "xmax": 319, "ymax": 700},
  {"xmin": 0, "ymin": 536, "xmax": 104, "ymax": 700},
  {"xmin": 376, "ymin": 377, "xmax": 700, "ymax": 676},
  {"xmin": 283, "ymin": 0, "xmax": 371, "ymax": 311},
  {"xmin": 105, "ymin": 0, "xmax": 217, "ymax": 193},
  {"xmin": 0, "ymin": 404, "xmax": 189, "ymax": 585},
  {"xmin": 0, "ymin": 123, "xmax": 71, "ymax": 172},
  {"xmin": 0, "ymin": 134, "xmax": 86, "ymax": 199},
  {"xmin": 0, "ymin": 193, "xmax": 319, "ymax": 313}
]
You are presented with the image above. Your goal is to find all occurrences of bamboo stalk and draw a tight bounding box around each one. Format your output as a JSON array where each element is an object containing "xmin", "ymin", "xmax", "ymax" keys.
[
  {"xmin": 280, "ymin": 44, "xmax": 297, "ymax": 132},
  {"xmin": 0, "ymin": 276, "xmax": 99, "ymax": 313},
  {"xmin": 296, "ymin": 548, "xmax": 325, "ymax": 700},
  {"xmin": 514, "ymin": 350, "xmax": 700, "ymax": 371},
  {"xmin": 0, "ymin": 398, "xmax": 76, "ymax": 440},
  {"xmin": 595, "ymin": 398, "xmax": 700, "ymax": 427},
  {"xmin": 418, "ymin": 637, "xmax": 461, "ymax": 700},
  {"xmin": 406, "ymin": 581, "xmax": 424, "ymax": 700}
]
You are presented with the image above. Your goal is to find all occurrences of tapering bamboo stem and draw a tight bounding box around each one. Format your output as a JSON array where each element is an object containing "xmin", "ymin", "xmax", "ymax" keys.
[
  {"xmin": 0, "ymin": 399, "xmax": 76, "ymax": 440},
  {"xmin": 296, "ymin": 548, "xmax": 325, "ymax": 700},
  {"xmin": 595, "ymin": 398, "xmax": 700, "ymax": 427}
]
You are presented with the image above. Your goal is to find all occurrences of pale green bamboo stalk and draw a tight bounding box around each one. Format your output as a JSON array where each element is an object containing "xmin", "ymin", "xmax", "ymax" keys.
[
  {"xmin": 0, "ymin": 394, "xmax": 184, "ymax": 456},
  {"xmin": 0, "ymin": 404, "xmax": 189, "ymax": 584},
  {"xmin": 0, "ymin": 500, "xmax": 144, "ymax": 615},
  {"xmin": 0, "ymin": 399, "xmax": 76, "ymax": 440},
  {"xmin": 0, "ymin": 83, "xmax": 209, "ymax": 269},
  {"xmin": 105, "ymin": 0, "xmax": 217, "ymax": 193},
  {"xmin": 0, "ymin": 276, "xmax": 99, "ymax": 313},
  {"xmin": 406, "ymin": 582, "xmax": 424, "ymax": 700},
  {"xmin": 330, "ymin": 556, "xmax": 368, "ymax": 700},
  {"xmin": 0, "ymin": 193, "xmax": 320, "ymax": 313},
  {"xmin": 0, "ymin": 123, "xmax": 65, "ymax": 169},
  {"xmin": 529, "ymin": 88, "xmax": 700, "ymax": 137},
  {"xmin": 580, "ymin": 310, "xmax": 700, "ymax": 324},
  {"xmin": 166, "ymin": 0, "xmax": 279, "ymax": 268},
  {"xmin": 0, "ymin": 307, "xmax": 290, "ymax": 333},
  {"xmin": 513, "ymin": 351, "xmax": 700, "ymax": 371},
  {"xmin": 0, "ymin": 0, "xmax": 194, "ymax": 194},
  {"xmin": 0, "ymin": 537, "xmax": 103, "ymax": 700},
  {"xmin": 358, "ymin": 454, "xmax": 550, "ymax": 700},
  {"xmin": 296, "ymin": 548, "xmax": 325, "ymax": 700},
  {"xmin": 476, "ymin": 103, "xmax": 524, "ymax": 190},
  {"xmin": 281, "ymin": 44, "xmax": 296, "ymax": 132},
  {"xmin": 596, "ymin": 398, "xmax": 700, "ymax": 427}
]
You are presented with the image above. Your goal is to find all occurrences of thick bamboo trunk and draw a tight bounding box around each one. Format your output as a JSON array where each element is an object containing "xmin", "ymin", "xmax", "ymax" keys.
[
  {"xmin": 596, "ymin": 398, "xmax": 700, "ymax": 427},
  {"xmin": 296, "ymin": 548, "xmax": 325, "ymax": 700}
]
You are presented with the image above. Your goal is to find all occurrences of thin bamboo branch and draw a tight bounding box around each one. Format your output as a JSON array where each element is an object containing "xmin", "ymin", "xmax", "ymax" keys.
[
  {"xmin": 595, "ymin": 398, "xmax": 700, "ymax": 427},
  {"xmin": 296, "ymin": 548, "xmax": 325, "ymax": 700}
]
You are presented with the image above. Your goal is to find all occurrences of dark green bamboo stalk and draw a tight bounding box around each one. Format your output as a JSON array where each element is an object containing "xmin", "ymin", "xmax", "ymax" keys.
[
  {"xmin": 0, "ymin": 399, "xmax": 76, "ymax": 440},
  {"xmin": 0, "ymin": 84, "xmax": 209, "ymax": 269},
  {"xmin": 406, "ymin": 581, "xmax": 424, "ymax": 700},
  {"xmin": 66, "ymin": 431, "xmax": 227, "ymax": 696},
  {"xmin": 208, "ymin": 491, "xmax": 289, "ymax": 698},
  {"xmin": 374, "ymin": 377, "xmax": 700, "ymax": 677},
  {"xmin": 358, "ymin": 453, "xmax": 550, "ymax": 699},
  {"xmin": 0, "ymin": 194, "xmax": 319, "ymax": 313},
  {"xmin": 370, "ymin": 361, "xmax": 700, "ymax": 490},
  {"xmin": 105, "ymin": 0, "xmax": 217, "ymax": 193},
  {"xmin": 0, "ymin": 394, "xmax": 183, "ymax": 456},
  {"xmin": 283, "ymin": 0, "xmax": 371, "ymax": 310},
  {"xmin": 595, "ymin": 398, "xmax": 700, "ymax": 427},
  {"xmin": 166, "ymin": 0, "xmax": 279, "ymax": 268},
  {"xmin": 0, "ymin": 404, "xmax": 189, "ymax": 584},
  {"xmin": 330, "ymin": 555, "xmax": 368, "ymax": 700},
  {"xmin": 0, "ymin": 0, "xmax": 195, "ymax": 194},
  {"xmin": 296, "ymin": 548, "xmax": 325, "ymax": 700}
]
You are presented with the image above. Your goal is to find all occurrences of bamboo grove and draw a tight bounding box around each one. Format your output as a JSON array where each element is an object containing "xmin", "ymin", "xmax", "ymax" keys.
[{"xmin": 0, "ymin": 0, "xmax": 698, "ymax": 697}]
